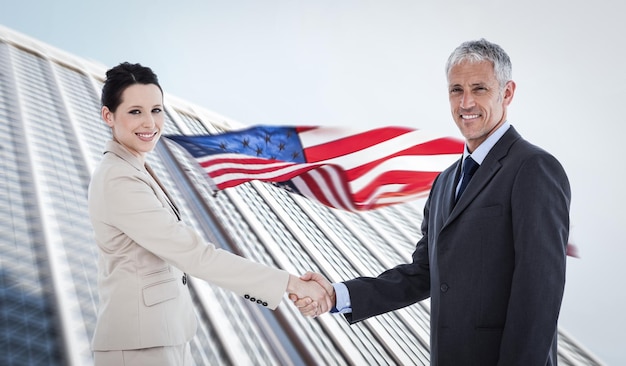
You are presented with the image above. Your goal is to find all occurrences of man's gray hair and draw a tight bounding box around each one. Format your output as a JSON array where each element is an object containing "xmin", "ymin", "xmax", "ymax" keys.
[{"xmin": 445, "ymin": 39, "xmax": 512, "ymax": 90}]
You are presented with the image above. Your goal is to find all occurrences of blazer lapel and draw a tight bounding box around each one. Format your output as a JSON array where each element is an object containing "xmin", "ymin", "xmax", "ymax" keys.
[
  {"xmin": 145, "ymin": 163, "xmax": 181, "ymax": 221},
  {"xmin": 104, "ymin": 140, "xmax": 181, "ymax": 221},
  {"xmin": 446, "ymin": 159, "xmax": 463, "ymax": 215},
  {"xmin": 444, "ymin": 126, "xmax": 521, "ymax": 225}
]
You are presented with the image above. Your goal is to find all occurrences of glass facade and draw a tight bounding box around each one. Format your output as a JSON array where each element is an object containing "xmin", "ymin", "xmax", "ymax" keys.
[{"xmin": 0, "ymin": 25, "xmax": 604, "ymax": 366}]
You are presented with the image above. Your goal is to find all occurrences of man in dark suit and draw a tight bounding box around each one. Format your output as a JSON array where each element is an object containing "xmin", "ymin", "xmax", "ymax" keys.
[{"xmin": 293, "ymin": 39, "xmax": 571, "ymax": 365}]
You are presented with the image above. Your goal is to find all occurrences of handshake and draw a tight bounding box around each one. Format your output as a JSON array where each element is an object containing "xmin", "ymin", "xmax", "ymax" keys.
[{"xmin": 287, "ymin": 272, "xmax": 336, "ymax": 317}]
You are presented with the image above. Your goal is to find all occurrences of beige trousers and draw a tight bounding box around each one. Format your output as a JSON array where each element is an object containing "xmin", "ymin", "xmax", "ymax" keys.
[{"xmin": 93, "ymin": 343, "xmax": 193, "ymax": 366}]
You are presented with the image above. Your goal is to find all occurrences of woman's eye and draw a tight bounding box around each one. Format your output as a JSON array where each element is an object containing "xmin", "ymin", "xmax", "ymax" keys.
[
  {"xmin": 152, "ymin": 108, "xmax": 162, "ymax": 113},
  {"xmin": 129, "ymin": 109, "xmax": 141, "ymax": 115}
]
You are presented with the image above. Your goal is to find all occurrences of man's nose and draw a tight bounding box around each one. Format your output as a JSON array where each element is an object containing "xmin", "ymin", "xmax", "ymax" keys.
[{"xmin": 460, "ymin": 91, "xmax": 475, "ymax": 109}]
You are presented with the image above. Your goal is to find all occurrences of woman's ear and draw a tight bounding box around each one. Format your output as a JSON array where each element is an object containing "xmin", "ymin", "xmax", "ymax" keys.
[{"xmin": 101, "ymin": 106, "xmax": 114, "ymax": 127}]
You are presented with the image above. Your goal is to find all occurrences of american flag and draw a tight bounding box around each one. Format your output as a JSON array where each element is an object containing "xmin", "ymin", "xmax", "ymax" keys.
[{"xmin": 166, "ymin": 125, "xmax": 463, "ymax": 211}]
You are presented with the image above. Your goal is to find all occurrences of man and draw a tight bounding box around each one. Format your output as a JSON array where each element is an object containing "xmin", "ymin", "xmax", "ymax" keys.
[{"xmin": 293, "ymin": 39, "xmax": 571, "ymax": 366}]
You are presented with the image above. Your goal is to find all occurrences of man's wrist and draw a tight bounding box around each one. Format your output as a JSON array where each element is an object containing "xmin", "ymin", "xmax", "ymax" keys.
[{"xmin": 331, "ymin": 282, "xmax": 352, "ymax": 313}]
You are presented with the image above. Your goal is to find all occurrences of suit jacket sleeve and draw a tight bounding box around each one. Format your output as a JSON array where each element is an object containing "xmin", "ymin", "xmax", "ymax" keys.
[
  {"xmin": 342, "ymin": 177, "xmax": 437, "ymax": 323},
  {"xmin": 101, "ymin": 164, "xmax": 289, "ymax": 310}
]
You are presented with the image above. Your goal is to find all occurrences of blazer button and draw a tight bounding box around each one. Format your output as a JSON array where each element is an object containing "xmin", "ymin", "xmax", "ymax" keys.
[
  {"xmin": 440, "ymin": 283, "xmax": 449, "ymax": 292},
  {"xmin": 182, "ymin": 274, "xmax": 187, "ymax": 285}
]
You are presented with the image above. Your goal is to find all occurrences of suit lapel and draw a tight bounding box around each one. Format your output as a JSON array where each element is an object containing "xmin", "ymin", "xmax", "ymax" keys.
[
  {"xmin": 445, "ymin": 159, "xmax": 463, "ymax": 215},
  {"xmin": 103, "ymin": 140, "xmax": 181, "ymax": 221},
  {"xmin": 443, "ymin": 126, "xmax": 521, "ymax": 226},
  {"xmin": 145, "ymin": 163, "xmax": 181, "ymax": 221}
]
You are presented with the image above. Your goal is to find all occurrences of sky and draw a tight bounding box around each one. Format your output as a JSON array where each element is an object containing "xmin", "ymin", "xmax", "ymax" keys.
[{"xmin": 2, "ymin": 0, "xmax": 625, "ymax": 363}]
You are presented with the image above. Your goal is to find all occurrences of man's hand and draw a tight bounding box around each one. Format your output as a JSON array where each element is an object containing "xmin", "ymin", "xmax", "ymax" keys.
[
  {"xmin": 289, "ymin": 272, "xmax": 336, "ymax": 317},
  {"xmin": 286, "ymin": 274, "xmax": 333, "ymax": 316}
]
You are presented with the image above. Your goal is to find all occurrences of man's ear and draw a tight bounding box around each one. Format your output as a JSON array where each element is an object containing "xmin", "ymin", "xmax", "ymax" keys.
[
  {"xmin": 101, "ymin": 106, "xmax": 114, "ymax": 127},
  {"xmin": 503, "ymin": 80, "xmax": 516, "ymax": 106}
]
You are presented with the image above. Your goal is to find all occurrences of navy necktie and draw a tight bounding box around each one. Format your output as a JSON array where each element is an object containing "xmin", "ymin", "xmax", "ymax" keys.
[{"xmin": 457, "ymin": 156, "xmax": 479, "ymax": 201}]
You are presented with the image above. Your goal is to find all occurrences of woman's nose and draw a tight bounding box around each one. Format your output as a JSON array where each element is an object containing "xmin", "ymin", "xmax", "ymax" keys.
[{"xmin": 143, "ymin": 114, "xmax": 155, "ymax": 127}]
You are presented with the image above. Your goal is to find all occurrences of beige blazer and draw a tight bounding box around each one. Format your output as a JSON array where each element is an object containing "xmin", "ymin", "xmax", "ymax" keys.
[{"xmin": 88, "ymin": 140, "xmax": 289, "ymax": 351}]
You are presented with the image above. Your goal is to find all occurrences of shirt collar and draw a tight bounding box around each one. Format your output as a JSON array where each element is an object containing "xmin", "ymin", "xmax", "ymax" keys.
[{"xmin": 463, "ymin": 121, "xmax": 510, "ymax": 164}]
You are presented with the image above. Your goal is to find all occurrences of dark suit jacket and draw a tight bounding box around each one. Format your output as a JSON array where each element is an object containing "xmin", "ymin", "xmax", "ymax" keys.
[{"xmin": 343, "ymin": 126, "xmax": 570, "ymax": 366}]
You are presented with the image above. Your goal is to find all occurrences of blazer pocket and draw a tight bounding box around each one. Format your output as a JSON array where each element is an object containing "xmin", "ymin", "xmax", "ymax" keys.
[
  {"xmin": 140, "ymin": 265, "xmax": 171, "ymax": 277},
  {"xmin": 143, "ymin": 278, "xmax": 179, "ymax": 307}
]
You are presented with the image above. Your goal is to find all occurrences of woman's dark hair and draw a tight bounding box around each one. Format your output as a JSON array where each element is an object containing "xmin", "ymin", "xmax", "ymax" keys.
[{"xmin": 101, "ymin": 62, "xmax": 163, "ymax": 112}]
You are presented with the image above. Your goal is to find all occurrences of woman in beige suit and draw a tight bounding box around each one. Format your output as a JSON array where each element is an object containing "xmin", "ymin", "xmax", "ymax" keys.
[{"xmin": 88, "ymin": 62, "xmax": 329, "ymax": 366}]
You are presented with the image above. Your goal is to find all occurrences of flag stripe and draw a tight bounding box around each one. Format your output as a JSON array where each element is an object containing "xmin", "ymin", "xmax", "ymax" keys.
[
  {"xmin": 302, "ymin": 130, "xmax": 460, "ymax": 171},
  {"xmin": 306, "ymin": 167, "xmax": 353, "ymax": 211},
  {"xmin": 348, "ymin": 154, "xmax": 460, "ymax": 194},
  {"xmin": 206, "ymin": 161, "xmax": 315, "ymax": 186},
  {"xmin": 301, "ymin": 126, "xmax": 413, "ymax": 162},
  {"xmin": 354, "ymin": 170, "xmax": 441, "ymax": 204}
]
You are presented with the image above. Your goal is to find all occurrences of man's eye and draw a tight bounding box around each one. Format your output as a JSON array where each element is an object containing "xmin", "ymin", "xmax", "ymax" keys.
[{"xmin": 450, "ymin": 88, "xmax": 462, "ymax": 94}]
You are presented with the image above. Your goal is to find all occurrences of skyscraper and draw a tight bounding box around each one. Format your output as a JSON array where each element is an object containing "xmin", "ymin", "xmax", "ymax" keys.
[{"xmin": 0, "ymin": 24, "xmax": 603, "ymax": 365}]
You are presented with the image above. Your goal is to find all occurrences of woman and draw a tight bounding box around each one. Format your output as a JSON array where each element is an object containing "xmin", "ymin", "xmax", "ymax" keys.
[{"xmin": 88, "ymin": 62, "xmax": 328, "ymax": 365}]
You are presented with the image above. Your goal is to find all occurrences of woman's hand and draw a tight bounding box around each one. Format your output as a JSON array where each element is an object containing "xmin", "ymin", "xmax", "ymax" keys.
[{"xmin": 287, "ymin": 272, "xmax": 335, "ymax": 317}]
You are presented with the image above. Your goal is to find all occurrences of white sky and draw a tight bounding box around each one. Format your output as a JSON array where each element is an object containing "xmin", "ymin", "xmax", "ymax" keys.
[{"xmin": 2, "ymin": 1, "xmax": 624, "ymax": 363}]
